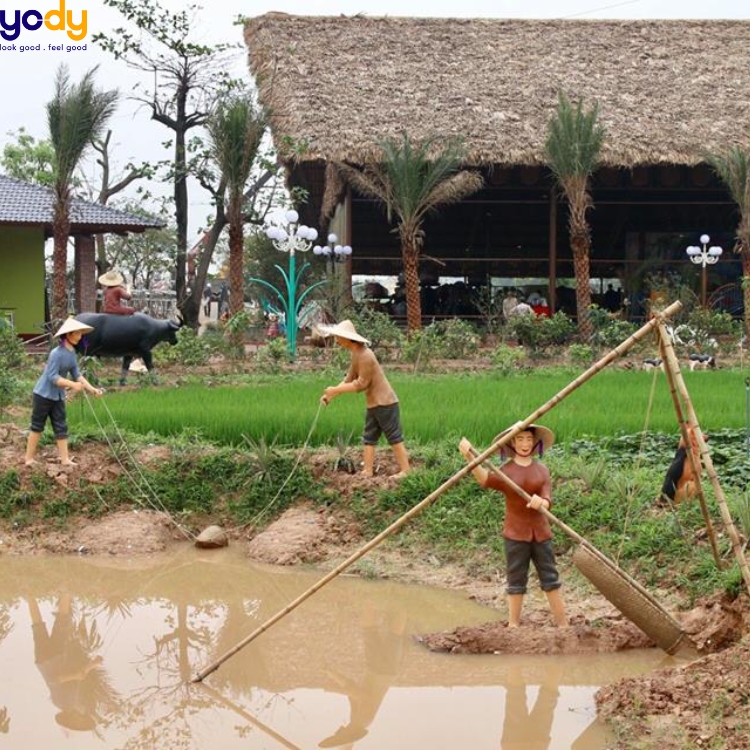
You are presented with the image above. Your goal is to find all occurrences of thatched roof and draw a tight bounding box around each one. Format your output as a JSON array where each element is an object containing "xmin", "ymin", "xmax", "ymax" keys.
[{"xmin": 244, "ymin": 14, "xmax": 750, "ymax": 168}]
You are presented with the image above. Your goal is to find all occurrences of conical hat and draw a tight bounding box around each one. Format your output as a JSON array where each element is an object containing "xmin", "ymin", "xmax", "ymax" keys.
[
  {"xmin": 98, "ymin": 270, "xmax": 124, "ymax": 287},
  {"xmin": 316, "ymin": 319, "xmax": 370, "ymax": 345},
  {"xmin": 494, "ymin": 423, "xmax": 555, "ymax": 453},
  {"xmin": 54, "ymin": 317, "xmax": 94, "ymax": 338}
]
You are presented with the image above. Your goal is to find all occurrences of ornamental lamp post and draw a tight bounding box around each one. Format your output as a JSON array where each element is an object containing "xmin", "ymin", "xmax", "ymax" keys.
[
  {"xmin": 312, "ymin": 233, "xmax": 353, "ymax": 270},
  {"xmin": 686, "ymin": 234, "xmax": 723, "ymax": 308},
  {"xmin": 250, "ymin": 210, "xmax": 328, "ymax": 361},
  {"xmin": 313, "ymin": 233, "xmax": 353, "ymax": 321}
]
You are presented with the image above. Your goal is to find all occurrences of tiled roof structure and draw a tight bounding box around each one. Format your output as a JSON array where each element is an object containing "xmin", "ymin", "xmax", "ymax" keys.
[{"xmin": 0, "ymin": 174, "xmax": 164, "ymax": 235}]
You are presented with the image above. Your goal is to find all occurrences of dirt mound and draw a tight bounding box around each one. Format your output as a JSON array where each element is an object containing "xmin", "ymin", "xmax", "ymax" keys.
[
  {"xmin": 246, "ymin": 504, "xmax": 360, "ymax": 565},
  {"xmin": 63, "ymin": 510, "xmax": 176, "ymax": 555},
  {"xmin": 596, "ymin": 634, "xmax": 750, "ymax": 750},
  {"xmin": 418, "ymin": 593, "xmax": 749, "ymax": 657},
  {"xmin": 418, "ymin": 612, "xmax": 654, "ymax": 654}
]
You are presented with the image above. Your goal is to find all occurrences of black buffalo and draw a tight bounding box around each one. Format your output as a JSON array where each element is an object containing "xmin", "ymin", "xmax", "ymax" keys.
[{"xmin": 74, "ymin": 312, "xmax": 181, "ymax": 384}]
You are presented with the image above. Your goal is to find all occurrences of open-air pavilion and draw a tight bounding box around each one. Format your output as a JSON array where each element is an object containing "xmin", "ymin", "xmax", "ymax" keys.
[{"xmin": 244, "ymin": 15, "xmax": 749, "ymax": 320}]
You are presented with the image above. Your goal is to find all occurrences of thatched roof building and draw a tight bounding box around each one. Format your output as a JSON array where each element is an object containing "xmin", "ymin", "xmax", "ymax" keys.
[
  {"xmin": 245, "ymin": 14, "xmax": 750, "ymax": 168},
  {"xmin": 244, "ymin": 14, "xmax": 748, "ymax": 316}
]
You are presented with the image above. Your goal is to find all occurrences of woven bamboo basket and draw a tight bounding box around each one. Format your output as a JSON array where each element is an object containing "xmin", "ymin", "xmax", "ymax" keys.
[{"xmin": 572, "ymin": 543, "xmax": 686, "ymax": 654}]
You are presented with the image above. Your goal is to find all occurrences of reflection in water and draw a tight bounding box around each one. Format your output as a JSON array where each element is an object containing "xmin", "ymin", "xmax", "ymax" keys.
[
  {"xmin": 27, "ymin": 594, "xmax": 118, "ymax": 733},
  {"xmin": 0, "ymin": 548, "xmax": 680, "ymax": 749},
  {"xmin": 319, "ymin": 604, "xmax": 407, "ymax": 748},
  {"xmin": 501, "ymin": 663, "xmax": 558, "ymax": 750},
  {"xmin": 0, "ymin": 602, "xmax": 12, "ymax": 734}
]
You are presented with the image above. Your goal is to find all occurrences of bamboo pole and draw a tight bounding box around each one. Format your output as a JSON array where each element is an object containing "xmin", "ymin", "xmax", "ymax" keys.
[
  {"xmin": 199, "ymin": 683, "xmax": 302, "ymax": 750},
  {"xmin": 191, "ymin": 302, "xmax": 683, "ymax": 683},
  {"xmin": 656, "ymin": 323, "xmax": 750, "ymax": 596},
  {"xmin": 656, "ymin": 326, "xmax": 722, "ymax": 567}
]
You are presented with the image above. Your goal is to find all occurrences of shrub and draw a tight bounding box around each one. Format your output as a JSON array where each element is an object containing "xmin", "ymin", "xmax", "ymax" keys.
[
  {"xmin": 567, "ymin": 343, "xmax": 595, "ymax": 366},
  {"xmin": 0, "ymin": 324, "xmax": 26, "ymax": 417},
  {"xmin": 401, "ymin": 326, "xmax": 443, "ymax": 368},
  {"xmin": 504, "ymin": 311, "xmax": 575, "ymax": 353},
  {"xmin": 0, "ymin": 321, "xmax": 25, "ymax": 369},
  {"xmin": 490, "ymin": 343, "xmax": 528, "ymax": 375},
  {"xmin": 589, "ymin": 306, "xmax": 639, "ymax": 350},
  {"xmin": 255, "ymin": 337, "xmax": 289, "ymax": 373},
  {"xmin": 432, "ymin": 318, "xmax": 481, "ymax": 359},
  {"xmin": 153, "ymin": 326, "xmax": 212, "ymax": 366},
  {"xmin": 349, "ymin": 307, "xmax": 403, "ymax": 360}
]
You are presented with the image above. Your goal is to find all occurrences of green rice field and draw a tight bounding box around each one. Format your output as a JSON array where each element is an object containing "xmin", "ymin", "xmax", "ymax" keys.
[{"xmin": 70, "ymin": 369, "xmax": 750, "ymax": 447}]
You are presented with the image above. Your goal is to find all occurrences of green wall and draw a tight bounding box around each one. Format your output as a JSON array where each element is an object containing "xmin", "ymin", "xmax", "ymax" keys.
[{"xmin": 0, "ymin": 226, "xmax": 46, "ymax": 337}]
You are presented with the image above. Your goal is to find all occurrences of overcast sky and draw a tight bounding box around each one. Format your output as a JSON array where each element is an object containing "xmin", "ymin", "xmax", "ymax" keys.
[{"xmin": 1, "ymin": 0, "xmax": 747, "ymax": 239}]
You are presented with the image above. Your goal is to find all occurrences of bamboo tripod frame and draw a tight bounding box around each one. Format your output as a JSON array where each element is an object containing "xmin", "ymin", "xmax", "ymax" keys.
[
  {"xmin": 656, "ymin": 322, "xmax": 750, "ymax": 594},
  {"xmin": 191, "ymin": 300, "xmax": 733, "ymax": 682}
]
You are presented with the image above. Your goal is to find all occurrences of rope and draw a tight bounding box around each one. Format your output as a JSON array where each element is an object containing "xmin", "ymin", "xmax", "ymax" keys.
[
  {"xmin": 83, "ymin": 392, "xmax": 196, "ymax": 542},
  {"xmin": 614, "ymin": 362, "xmax": 660, "ymax": 564},
  {"xmin": 85, "ymin": 391, "xmax": 325, "ymax": 541},
  {"xmin": 227, "ymin": 400, "xmax": 325, "ymax": 534}
]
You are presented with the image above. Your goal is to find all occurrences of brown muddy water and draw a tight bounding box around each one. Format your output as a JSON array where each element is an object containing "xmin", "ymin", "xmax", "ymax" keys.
[{"xmin": 0, "ymin": 546, "xmax": 679, "ymax": 749}]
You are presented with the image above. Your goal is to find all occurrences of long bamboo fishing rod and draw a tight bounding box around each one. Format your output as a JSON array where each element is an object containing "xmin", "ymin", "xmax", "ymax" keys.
[
  {"xmin": 656, "ymin": 325, "xmax": 721, "ymax": 567},
  {"xmin": 191, "ymin": 301, "xmax": 683, "ymax": 683},
  {"xmin": 656, "ymin": 323, "xmax": 750, "ymax": 596}
]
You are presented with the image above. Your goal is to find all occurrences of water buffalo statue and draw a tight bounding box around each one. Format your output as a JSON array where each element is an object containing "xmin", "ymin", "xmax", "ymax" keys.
[{"xmin": 74, "ymin": 312, "xmax": 181, "ymax": 385}]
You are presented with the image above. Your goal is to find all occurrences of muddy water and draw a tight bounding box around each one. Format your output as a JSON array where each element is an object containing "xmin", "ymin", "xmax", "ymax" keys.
[{"xmin": 0, "ymin": 547, "xmax": 678, "ymax": 749}]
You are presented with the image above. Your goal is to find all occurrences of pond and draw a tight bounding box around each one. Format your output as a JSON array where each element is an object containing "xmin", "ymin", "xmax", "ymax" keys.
[{"xmin": 0, "ymin": 547, "xmax": 680, "ymax": 749}]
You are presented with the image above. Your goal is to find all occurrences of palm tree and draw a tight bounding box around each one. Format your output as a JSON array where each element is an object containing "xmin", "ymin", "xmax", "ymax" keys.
[
  {"xmin": 545, "ymin": 91, "xmax": 605, "ymax": 339},
  {"xmin": 47, "ymin": 65, "xmax": 118, "ymax": 323},
  {"xmin": 337, "ymin": 133, "xmax": 483, "ymax": 332},
  {"xmin": 206, "ymin": 94, "xmax": 266, "ymax": 323},
  {"xmin": 704, "ymin": 147, "xmax": 750, "ymax": 336}
]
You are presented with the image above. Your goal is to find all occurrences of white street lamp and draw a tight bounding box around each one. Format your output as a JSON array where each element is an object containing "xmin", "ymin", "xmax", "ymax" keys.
[
  {"xmin": 250, "ymin": 210, "xmax": 326, "ymax": 361},
  {"xmin": 312, "ymin": 233, "xmax": 353, "ymax": 268},
  {"xmin": 686, "ymin": 233, "xmax": 723, "ymax": 308}
]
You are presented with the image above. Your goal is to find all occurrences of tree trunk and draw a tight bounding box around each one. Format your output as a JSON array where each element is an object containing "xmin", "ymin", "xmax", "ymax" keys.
[
  {"xmin": 174, "ymin": 126, "xmax": 188, "ymax": 304},
  {"xmin": 742, "ymin": 249, "xmax": 750, "ymax": 338},
  {"xmin": 572, "ymin": 239, "xmax": 593, "ymax": 339},
  {"xmin": 401, "ymin": 238, "xmax": 422, "ymax": 333},
  {"xmin": 565, "ymin": 181, "xmax": 594, "ymax": 340},
  {"xmin": 228, "ymin": 206, "xmax": 244, "ymax": 318},
  {"xmin": 51, "ymin": 197, "xmax": 70, "ymax": 324}
]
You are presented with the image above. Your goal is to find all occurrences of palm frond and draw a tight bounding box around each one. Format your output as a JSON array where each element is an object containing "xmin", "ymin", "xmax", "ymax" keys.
[
  {"xmin": 47, "ymin": 65, "xmax": 118, "ymax": 191},
  {"xmin": 206, "ymin": 94, "xmax": 266, "ymax": 203},
  {"xmin": 705, "ymin": 146, "xmax": 750, "ymax": 209},
  {"xmin": 545, "ymin": 90, "xmax": 605, "ymax": 182}
]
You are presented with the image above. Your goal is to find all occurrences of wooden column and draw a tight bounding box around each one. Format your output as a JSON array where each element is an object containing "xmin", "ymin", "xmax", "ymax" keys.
[
  {"xmin": 74, "ymin": 234, "xmax": 97, "ymax": 313},
  {"xmin": 548, "ymin": 187, "xmax": 557, "ymax": 313}
]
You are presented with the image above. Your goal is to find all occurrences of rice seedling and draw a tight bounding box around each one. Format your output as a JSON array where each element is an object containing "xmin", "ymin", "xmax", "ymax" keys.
[{"xmin": 72, "ymin": 369, "xmax": 749, "ymax": 448}]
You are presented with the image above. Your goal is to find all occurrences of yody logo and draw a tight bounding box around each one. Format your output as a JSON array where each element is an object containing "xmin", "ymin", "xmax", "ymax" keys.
[{"xmin": 0, "ymin": 1, "xmax": 87, "ymax": 42}]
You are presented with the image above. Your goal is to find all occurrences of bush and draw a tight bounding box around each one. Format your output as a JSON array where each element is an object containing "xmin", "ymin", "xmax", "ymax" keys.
[
  {"xmin": 349, "ymin": 307, "xmax": 403, "ymax": 359},
  {"xmin": 432, "ymin": 318, "xmax": 481, "ymax": 359},
  {"xmin": 0, "ymin": 324, "xmax": 26, "ymax": 417},
  {"xmin": 255, "ymin": 337, "xmax": 288, "ymax": 373},
  {"xmin": 490, "ymin": 343, "xmax": 528, "ymax": 375},
  {"xmin": 504, "ymin": 312, "xmax": 575, "ymax": 352},
  {"xmin": 0, "ymin": 321, "xmax": 25, "ymax": 369},
  {"xmin": 401, "ymin": 326, "xmax": 443, "ymax": 368},
  {"xmin": 153, "ymin": 326, "xmax": 213, "ymax": 367},
  {"xmin": 589, "ymin": 306, "xmax": 639, "ymax": 350},
  {"xmin": 567, "ymin": 343, "xmax": 595, "ymax": 366}
]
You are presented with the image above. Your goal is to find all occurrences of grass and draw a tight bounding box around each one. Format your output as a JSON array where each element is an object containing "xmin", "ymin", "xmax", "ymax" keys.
[
  {"xmin": 9, "ymin": 366, "xmax": 749, "ymax": 601},
  {"xmin": 69, "ymin": 369, "xmax": 750, "ymax": 447}
]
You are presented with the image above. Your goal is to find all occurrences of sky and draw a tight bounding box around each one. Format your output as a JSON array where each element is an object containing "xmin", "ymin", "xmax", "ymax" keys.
[{"xmin": 0, "ymin": 0, "xmax": 747, "ymax": 242}]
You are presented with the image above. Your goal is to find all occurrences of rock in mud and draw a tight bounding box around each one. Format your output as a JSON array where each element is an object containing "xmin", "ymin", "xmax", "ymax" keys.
[{"xmin": 195, "ymin": 525, "xmax": 229, "ymax": 549}]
